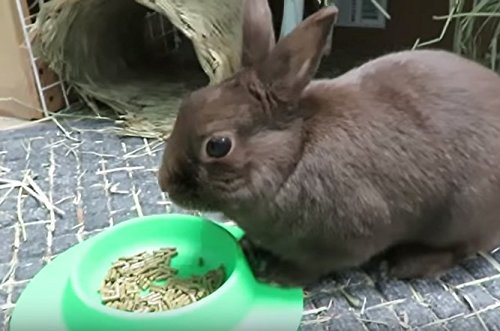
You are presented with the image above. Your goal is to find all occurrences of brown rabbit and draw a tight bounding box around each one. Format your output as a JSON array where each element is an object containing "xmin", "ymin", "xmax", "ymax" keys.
[{"xmin": 158, "ymin": 6, "xmax": 500, "ymax": 287}]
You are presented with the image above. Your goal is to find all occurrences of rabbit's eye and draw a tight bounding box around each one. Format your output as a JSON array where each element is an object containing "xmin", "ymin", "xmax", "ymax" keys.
[{"xmin": 205, "ymin": 136, "xmax": 232, "ymax": 158}]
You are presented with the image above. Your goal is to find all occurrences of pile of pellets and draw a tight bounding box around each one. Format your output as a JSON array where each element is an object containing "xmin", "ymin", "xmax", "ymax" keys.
[{"xmin": 98, "ymin": 248, "xmax": 226, "ymax": 312}]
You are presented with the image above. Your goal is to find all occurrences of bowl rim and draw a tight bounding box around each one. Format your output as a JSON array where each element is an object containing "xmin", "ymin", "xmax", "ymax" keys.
[{"xmin": 67, "ymin": 213, "xmax": 252, "ymax": 319}]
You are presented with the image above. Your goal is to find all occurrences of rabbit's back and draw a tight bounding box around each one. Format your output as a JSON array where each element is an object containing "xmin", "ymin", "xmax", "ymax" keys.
[{"xmin": 290, "ymin": 49, "xmax": 500, "ymax": 247}]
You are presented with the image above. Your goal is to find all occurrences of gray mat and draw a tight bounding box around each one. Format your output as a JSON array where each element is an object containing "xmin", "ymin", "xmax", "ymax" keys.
[{"xmin": 1, "ymin": 118, "xmax": 500, "ymax": 331}]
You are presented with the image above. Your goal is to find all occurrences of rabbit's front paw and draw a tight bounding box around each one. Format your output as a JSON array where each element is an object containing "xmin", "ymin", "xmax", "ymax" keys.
[
  {"xmin": 239, "ymin": 236, "xmax": 315, "ymax": 288},
  {"xmin": 253, "ymin": 259, "xmax": 313, "ymax": 288}
]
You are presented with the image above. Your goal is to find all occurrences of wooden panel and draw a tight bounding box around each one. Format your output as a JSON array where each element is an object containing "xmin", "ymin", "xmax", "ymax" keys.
[
  {"xmin": 0, "ymin": 0, "xmax": 42, "ymax": 119},
  {"xmin": 0, "ymin": 0, "xmax": 66, "ymax": 120}
]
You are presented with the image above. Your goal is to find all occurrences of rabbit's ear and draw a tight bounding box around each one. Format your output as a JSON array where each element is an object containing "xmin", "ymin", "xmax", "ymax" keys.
[
  {"xmin": 241, "ymin": 0, "xmax": 276, "ymax": 67},
  {"xmin": 255, "ymin": 6, "xmax": 338, "ymax": 102}
]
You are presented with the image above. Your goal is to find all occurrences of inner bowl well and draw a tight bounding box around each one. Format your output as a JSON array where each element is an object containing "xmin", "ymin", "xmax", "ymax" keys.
[{"xmin": 62, "ymin": 214, "xmax": 255, "ymax": 331}]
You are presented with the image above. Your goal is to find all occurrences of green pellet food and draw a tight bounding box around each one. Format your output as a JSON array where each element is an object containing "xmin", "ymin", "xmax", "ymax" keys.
[{"xmin": 98, "ymin": 248, "xmax": 225, "ymax": 312}]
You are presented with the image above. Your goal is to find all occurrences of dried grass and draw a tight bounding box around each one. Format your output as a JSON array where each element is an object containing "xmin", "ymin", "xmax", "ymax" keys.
[
  {"xmin": 415, "ymin": 0, "xmax": 500, "ymax": 73},
  {"xmin": 452, "ymin": 0, "xmax": 500, "ymax": 72},
  {"xmin": 31, "ymin": 0, "xmax": 245, "ymax": 139}
]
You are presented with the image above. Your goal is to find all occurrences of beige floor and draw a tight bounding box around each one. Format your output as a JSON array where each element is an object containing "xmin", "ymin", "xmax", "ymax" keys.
[{"xmin": 0, "ymin": 116, "xmax": 30, "ymax": 130}]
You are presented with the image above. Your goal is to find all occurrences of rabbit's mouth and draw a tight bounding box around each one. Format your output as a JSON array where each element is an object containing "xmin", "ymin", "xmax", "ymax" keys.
[
  {"xmin": 166, "ymin": 187, "xmax": 219, "ymax": 212},
  {"xmin": 158, "ymin": 163, "xmax": 207, "ymax": 210},
  {"xmin": 158, "ymin": 165, "xmax": 235, "ymax": 213}
]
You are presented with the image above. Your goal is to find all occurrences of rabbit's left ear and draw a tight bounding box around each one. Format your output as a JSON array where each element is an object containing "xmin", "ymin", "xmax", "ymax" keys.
[
  {"xmin": 255, "ymin": 6, "xmax": 338, "ymax": 103},
  {"xmin": 241, "ymin": 0, "xmax": 276, "ymax": 67}
]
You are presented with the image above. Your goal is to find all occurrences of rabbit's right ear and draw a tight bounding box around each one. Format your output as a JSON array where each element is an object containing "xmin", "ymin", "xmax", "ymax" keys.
[
  {"xmin": 241, "ymin": 0, "xmax": 276, "ymax": 67},
  {"xmin": 255, "ymin": 6, "xmax": 338, "ymax": 103}
]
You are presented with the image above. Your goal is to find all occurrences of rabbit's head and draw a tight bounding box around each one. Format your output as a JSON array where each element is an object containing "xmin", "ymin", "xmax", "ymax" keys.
[{"xmin": 158, "ymin": 6, "xmax": 338, "ymax": 213}]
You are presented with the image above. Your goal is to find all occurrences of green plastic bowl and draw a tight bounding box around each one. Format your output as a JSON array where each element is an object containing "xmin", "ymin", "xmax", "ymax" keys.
[{"xmin": 9, "ymin": 214, "xmax": 303, "ymax": 331}]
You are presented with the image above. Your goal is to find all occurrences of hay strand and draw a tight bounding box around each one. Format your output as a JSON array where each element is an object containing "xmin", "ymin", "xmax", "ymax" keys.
[{"xmin": 416, "ymin": 0, "xmax": 500, "ymax": 72}]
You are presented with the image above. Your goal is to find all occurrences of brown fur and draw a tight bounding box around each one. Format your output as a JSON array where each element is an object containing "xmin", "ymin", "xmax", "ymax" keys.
[
  {"xmin": 242, "ymin": 0, "xmax": 275, "ymax": 67},
  {"xmin": 158, "ymin": 6, "xmax": 500, "ymax": 287}
]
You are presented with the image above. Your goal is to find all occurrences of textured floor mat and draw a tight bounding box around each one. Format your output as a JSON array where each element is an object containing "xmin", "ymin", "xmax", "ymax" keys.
[{"xmin": 1, "ymin": 118, "xmax": 500, "ymax": 331}]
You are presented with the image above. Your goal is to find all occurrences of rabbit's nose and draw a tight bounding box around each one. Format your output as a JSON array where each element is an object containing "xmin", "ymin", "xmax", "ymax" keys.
[
  {"xmin": 157, "ymin": 170, "xmax": 168, "ymax": 193},
  {"xmin": 157, "ymin": 162, "xmax": 173, "ymax": 193},
  {"xmin": 157, "ymin": 159, "xmax": 188, "ymax": 194}
]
